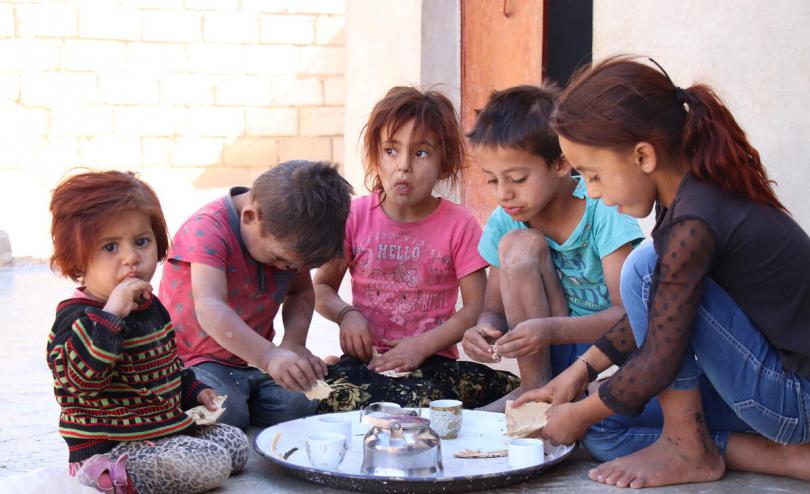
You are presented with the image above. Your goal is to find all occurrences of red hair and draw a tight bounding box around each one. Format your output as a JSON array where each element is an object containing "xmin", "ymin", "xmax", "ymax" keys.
[
  {"xmin": 552, "ymin": 56, "xmax": 786, "ymax": 211},
  {"xmin": 362, "ymin": 86, "xmax": 467, "ymax": 192},
  {"xmin": 50, "ymin": 171, "xmax": 169, "ymax": 281}
]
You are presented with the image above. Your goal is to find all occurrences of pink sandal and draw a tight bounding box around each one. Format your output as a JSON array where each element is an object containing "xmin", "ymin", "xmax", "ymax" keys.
[{"xmin": 77, "ymin": 453, "xmax": 131, "ymax": 494}]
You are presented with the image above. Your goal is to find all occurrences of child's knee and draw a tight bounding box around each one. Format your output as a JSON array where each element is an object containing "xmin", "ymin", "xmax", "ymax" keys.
[
  {"xmin": 216, "ymin": 424, "xmax": 250, "ymax": 473},
  {"xmin": 620, "ymin": 243, "xmax": 657, "ymax": 297},
  {"xmin": 582, "ymin": 426, "xmax": 627, "ymax": 462},
  {"xmin": 216, "ymin": 398, "xmax": 251, "ymax": 431},
  {"xmin": 251, "ymin": 388, "xmax": 319, "ymax": 426},
  {"xmin": 129, "ymin": 441, "xmax": 232, "ymax": 493},
  {"xmin": 498, "ymin": 229, "xmax": 550, "ymax": 270},
  {"xmin": 194, "ymin": 423, "xmax": 250, "ymax": 473}
]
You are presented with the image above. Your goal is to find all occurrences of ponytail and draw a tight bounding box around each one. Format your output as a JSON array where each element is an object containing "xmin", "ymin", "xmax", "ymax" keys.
[
  {"xmin": 680, "ymin": 85, "xmax": 785, "ymax": 211},
  {"xmin": 553, "ymin": 56, "xmax": 786, "ymax": 212}
]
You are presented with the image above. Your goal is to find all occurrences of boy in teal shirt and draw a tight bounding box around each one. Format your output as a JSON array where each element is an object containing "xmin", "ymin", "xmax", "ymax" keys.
[{"xmin": 462, "ymin": 85, "xmax": 644, "ymax": 411}]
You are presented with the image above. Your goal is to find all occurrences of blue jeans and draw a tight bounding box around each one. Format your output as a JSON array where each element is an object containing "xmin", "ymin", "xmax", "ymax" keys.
[
  {"xmin": 584, "ymin": 244, "xmax": 810, "ymax": 461},
  {"xmin": 191, "ymin": 362, "xmax": 318, "ymax": 430}
]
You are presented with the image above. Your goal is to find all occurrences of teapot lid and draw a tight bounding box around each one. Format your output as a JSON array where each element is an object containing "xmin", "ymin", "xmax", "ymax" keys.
[{"xmin": 363, "ymin": 412, "xmax": 431, "ymax": 430}]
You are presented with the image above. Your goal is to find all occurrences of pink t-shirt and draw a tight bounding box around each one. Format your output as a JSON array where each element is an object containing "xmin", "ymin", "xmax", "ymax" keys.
[
  {"xmin": 159, "ymin": 188, "xmax": 294, "ymax": 368},
  {"xmin": 346, "ymin": 192, "xmax": 488, "ymax": 359}
]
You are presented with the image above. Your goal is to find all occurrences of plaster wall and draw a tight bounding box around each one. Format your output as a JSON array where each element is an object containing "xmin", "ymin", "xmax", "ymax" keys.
[
  {"xmin": 343, "ymin": 0, "xmax": 460, "ymax": 198},
  {"xmin": 594, "ymin": 0, "xmax": 810, "ymax": 231}
]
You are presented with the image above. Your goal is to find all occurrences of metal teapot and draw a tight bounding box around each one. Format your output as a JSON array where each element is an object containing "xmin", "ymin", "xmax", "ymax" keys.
[{"xmin": 360, "ymin": 411, "xmax": 443, "ymax": 477}]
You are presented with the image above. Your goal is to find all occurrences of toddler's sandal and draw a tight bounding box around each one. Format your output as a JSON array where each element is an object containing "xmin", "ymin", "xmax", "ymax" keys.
[{"xmin": 77, "ymin": 453, "xmax": 131, "ymax": 494}]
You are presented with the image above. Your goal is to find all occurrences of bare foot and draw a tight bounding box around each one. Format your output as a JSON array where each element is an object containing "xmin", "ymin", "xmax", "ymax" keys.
[{"xmin": 588, "ymin": 433, "xmax": 725, "ymax": 488}]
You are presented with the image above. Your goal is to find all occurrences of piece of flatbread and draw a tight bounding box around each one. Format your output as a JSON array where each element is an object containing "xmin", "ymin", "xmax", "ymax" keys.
[
  {"xmin": 185, "ymin": 394, "xmax": 228, "ymax": 425},
  {"xmin": 490, "ymin": 344, "xmax": 502, "ymax": 362},
  {"xmin": 371, "ymin": 348, "xmax": 410, "ymax": 378},
  {"xmin": 505, "ymin": 399, "xmax": 551, "ymax": 438},
  {"xmin": 305, "ymin": 379, "xmax": 333, "ymax": 400},
  {"xmin": 453, "ymin": 448, "xmax": 508, "ymax": 459}
]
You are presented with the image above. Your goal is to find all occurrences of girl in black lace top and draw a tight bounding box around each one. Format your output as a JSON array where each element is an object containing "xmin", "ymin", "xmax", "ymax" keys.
[{"xmin": 513, "ymin": 56, "xmax": 810, "ymax": 489}]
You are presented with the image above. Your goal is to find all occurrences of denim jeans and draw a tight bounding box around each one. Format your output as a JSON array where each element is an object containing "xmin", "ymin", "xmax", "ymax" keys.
[
  {"xmin": 584, "ymin": 243, "xmax": 810, "ymax": 461},
  {"xmin": 191, "ymin": 362, "xmax": 318, "ymax": 430}
]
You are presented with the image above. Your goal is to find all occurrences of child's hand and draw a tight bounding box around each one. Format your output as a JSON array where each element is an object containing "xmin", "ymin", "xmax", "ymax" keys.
[
  {"xmin": 369, "ymin": 337, "xmax": 429, "ymax": 373},
  {"xmin": 539, "ymin": 402, "xmax": 590, "ymax": 445},
  {"xmin": 102, "ymin": 278, "xmax": 153, "ymax": 318},
  {"xmin": 339, "ymin": 310, "xmax": 374, "ymax": 362},
  {"xmin": 462, "ymin": 323, "xmax": 503, "ymax": 362},
  {"xmin": 266, "ymin": 347, "xmax": 319, "ymax": 392},
  {"xmin": 279, "ymin": 341, "xmax": 327, "ymax": 379},
  {"xmin": 513, "ymin": 362, "xmax": 588, "ymax": 407},
  {"xmin": 197, "ymin": 388, "xmax": 220, "ymax": 411},
  {"xmin": 494, "ymin": 318, "xmax": 554, "ymax": 358}
]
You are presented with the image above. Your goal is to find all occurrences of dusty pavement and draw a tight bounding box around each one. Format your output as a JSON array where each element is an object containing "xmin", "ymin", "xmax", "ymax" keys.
[{"xmin": 1, "ymin": 261, "xmax": 809, "ymax": 493}]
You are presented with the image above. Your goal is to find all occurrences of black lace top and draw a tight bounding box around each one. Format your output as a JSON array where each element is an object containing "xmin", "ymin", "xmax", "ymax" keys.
[{"xmin": 595, "ymin": 172, "xmax": 810, "ymax": 416}]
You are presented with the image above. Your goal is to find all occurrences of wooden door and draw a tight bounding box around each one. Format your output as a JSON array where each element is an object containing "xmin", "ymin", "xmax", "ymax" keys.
[{"xmin": 460, "ymin": 0, "xmax": 545, "ymax": 226}]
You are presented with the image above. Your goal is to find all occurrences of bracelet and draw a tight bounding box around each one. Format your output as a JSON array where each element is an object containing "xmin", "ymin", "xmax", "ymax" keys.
[
  {"xmin": 577, "ymin": 355, "xmax": 599, "ymax": 383},
  {"xmin": 336, "ymin": 305, "xmax": 358, "ymax": 326}
]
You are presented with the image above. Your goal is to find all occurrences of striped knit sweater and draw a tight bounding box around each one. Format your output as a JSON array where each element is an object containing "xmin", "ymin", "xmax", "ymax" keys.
[{"xmin": 46, "ymin": 295, "xmax": 211, "ymax": 463}]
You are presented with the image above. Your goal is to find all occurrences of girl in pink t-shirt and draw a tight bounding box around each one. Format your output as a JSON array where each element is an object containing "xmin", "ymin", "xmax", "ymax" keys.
[{"xmin": 314, "ymin": 87, "xmax": 518, "ymax": 411}]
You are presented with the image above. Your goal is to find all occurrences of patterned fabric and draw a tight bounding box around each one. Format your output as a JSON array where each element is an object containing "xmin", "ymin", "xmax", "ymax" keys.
[
  {"xmin": 344, "ymin": 193, "xmax": 488, "ymax": 359},
  {"xmin": 597, "ymin": 172, "xmax": 810, "ymax": 414},
  {"xmin": 317, "ymin": 355, "xmax": 520, "ymax": 412},
  {"xmin": 159, "ymin": 187, "xmax": 295, "ymax": 368},
  {"xmin": 478, "ymin": 176, "xmax": 644, "ymax": 317},
  {"xmin": 653, "ymin": 173, "xmax": 810, "ymax": 377},
  {"xmin": 70, "ymin": 423, "xmax": 249, "ymax": 494},
  {"xmin": 46, "ymin": 295, "xmax": 209, "ymax": 463}
]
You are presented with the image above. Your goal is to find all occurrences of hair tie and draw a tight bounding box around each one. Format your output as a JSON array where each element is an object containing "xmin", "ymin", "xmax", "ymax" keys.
[{"xmin": 649, "ymin": 57, "xmax": 697, "ymax": 108}]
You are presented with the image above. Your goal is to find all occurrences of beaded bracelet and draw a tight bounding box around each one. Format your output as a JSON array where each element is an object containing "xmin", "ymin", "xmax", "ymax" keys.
[
  {"xmin": 577, "ymin": 355, "xmax": 599, "ymax": 383},
  {"xmin": 336, "ymin": 305, "xmax": 358, "ymax": 326}
]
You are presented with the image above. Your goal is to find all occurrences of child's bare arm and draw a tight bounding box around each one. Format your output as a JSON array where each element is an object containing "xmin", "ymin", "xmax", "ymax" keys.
[
  {"xmin": 495, "ymin": 243, "xmax": 634, "ymax": 356},
  {"xmin": 191, "ymin": 262, "xmax": 319, "ymax": 391},
  {"xmin": 478, "ymin": 266, "xmax": 508, "ymax": 330},
  {"xmin": 278, "ymin": 269, "xmax": 327, "ymax": 377},
  {"xmin": 313, "ymin": 258, "xmax": 349, "ymax": 321},
  {"xmin": 279, "ymin": 268, "xmax": 315, "ymax": 346},
  {"xmin": 372, "ymin": 269, "xmax": 486, "ymax": 372},
  {"xmin": 462, "ymin": 266, "xmax": 507, "ymax": 362},
  {"xmin": 314, "ymin": 259, "xmax": 375, "ymax": 361}
]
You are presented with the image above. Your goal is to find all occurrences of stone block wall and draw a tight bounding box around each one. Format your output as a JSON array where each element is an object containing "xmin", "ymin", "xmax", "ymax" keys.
[{"xmin": 0, "ymin": 0, "xmax": 346, "ymax": 258}]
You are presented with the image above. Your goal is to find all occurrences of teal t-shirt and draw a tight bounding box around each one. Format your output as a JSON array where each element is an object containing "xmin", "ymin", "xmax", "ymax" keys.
[{"xmin": 478, "ymin": 176, "xmax": 644, "ymax": 317}]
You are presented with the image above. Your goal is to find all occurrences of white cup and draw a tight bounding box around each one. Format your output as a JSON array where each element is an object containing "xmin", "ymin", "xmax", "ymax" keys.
[
  {"xmin": 318, "ymin": 415, "xmax": 353, "ymax": 448},
  {"xmin": 305, "ymin": 432, "xmax": 347, "ymax": 470},
  {"xmin": 507, "ymin": 438, "xmax": 545, "ymax": 469}
]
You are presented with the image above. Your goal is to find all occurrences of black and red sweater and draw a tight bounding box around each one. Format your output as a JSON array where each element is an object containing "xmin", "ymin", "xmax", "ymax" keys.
[{"xmin": 46, "ymin": 295, "xmax": 210, "ymax": 462}]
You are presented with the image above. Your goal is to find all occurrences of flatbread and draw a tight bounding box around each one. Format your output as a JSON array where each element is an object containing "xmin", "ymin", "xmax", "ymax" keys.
[
  {"xmin": 453, "ymin": 448, "xmax": 508, "ymax": 459},
  {"xmin": 371, "ymin": 348, "xmax": 410, "ymax": 378},
  {"xmin": 305, "ymin": 379, "xmax": 333, "ymax": 400},
  {"xmin": 505, "ymin": 399, "xmax": 551, "ymax": 438},
  {"xmin": 185, "ymin": 394, "xmax": 227, "ymax": 425},
  {"xmin": 490, "ymin": 345, "xmax": 502, "ymax": 362}
]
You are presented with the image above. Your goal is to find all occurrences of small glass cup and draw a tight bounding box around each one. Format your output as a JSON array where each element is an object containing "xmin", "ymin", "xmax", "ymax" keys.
[{"xmin": 429, "ymin": 399, "xmax": 463, "ymax": 439}]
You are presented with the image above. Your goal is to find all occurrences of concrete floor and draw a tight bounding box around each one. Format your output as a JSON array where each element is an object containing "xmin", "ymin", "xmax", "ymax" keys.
[{"xmin": 1, "ymin": 261, "xmax": 809, "ymax": 493}]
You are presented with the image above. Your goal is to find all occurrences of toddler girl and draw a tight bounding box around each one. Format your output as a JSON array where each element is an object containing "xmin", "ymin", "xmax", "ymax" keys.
[{"xmin": 47, "ymin": 171, "xmax": 248, "ymax": 494}]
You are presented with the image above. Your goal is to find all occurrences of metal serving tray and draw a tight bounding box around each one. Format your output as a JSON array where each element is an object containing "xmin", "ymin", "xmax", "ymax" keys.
[{"xmin": 253, "ymin": 409, "xmax": 576, "ymax": 493}]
